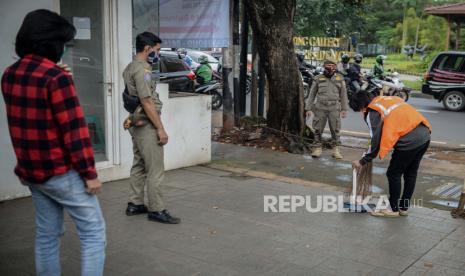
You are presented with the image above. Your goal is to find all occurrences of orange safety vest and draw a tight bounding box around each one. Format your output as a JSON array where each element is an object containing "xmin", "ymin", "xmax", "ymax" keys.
[{"xmin": 366, "ymin": 96, "xmax": 432, "ymax": 159}]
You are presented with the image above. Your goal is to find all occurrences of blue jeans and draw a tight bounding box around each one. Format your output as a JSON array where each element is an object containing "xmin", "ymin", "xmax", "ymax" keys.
[{"xmin": 26, "ymin": 170, "xmax": 106, "ymax": 276}]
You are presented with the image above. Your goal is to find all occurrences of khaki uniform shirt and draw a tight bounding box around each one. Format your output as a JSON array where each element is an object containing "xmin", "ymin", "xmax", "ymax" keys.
[
  {"xmin": 305, "ymin": 73, "xmax": 349, "ymax": 112},
  {"xmin": 123, "ymin": 58, "xmax": 163, "ymax": 120}
]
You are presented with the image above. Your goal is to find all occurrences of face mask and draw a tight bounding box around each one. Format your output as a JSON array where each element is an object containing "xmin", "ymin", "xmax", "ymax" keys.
[
  {"xmin": 355, "ymin": 60, "xmax": 362, "ymax": 64},
  {"xmin": 323, "ymin": 65, "xmax": 335, "ymax": 77},
  {"xmin": 147, "ymin": 50, "xmax": 159, "ymax": 64},
  {"xmin": 58, "ymin": 45, "xmax": 68, "ymax": 62}
]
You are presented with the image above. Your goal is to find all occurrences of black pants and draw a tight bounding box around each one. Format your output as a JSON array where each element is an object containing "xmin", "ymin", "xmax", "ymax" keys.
[
  {"xmin": 386, "ymin": 141, "xmax": 430, "ymax": 212},
  {"xmin": 352, "ymin": 80, "xmax": 361, "ymax": 93}
]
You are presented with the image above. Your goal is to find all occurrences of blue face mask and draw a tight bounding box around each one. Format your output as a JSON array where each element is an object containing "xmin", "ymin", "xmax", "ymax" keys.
[{"xmin": 147, "ymin": 50, "xmax": 159, "ymax": 64}]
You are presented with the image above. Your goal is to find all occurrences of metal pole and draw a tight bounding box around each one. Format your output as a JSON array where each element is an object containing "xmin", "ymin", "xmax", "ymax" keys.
[
  {"xmin": 239, "ymin": 0, "xmax": 249, "ymax": 117},
  {"xmin": 251, "ymin": 36, "xmax": 258, "ymax": 117},
  {"xmin": 233, "ymin": 0, "xmax": 240, "ymax": 124},
  {"xmin": 258, "ymin": 57, "xmax": 265, "ymax": 117}
]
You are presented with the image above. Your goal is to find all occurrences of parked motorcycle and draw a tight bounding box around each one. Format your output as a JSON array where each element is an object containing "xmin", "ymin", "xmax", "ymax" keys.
[
  {"xmin": 195, "ymin": 81, "xmax": 223, "ymax": 110},
  {"xmin": 301, "ymin": 63, "xmax": 324, "ymax": 99}
]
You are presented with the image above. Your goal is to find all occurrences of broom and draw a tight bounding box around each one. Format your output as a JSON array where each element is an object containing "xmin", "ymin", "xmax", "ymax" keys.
[
  {"xmin": 451, "ymin": 178, "xmax": 465, "ymax": 219},
  {"xmin": 344, "ymin": 163, "xmax": 374, "ymax": 212},
  {"xmin": 356, "ymin": 162, "xmax": 373, "ymax": 199}
]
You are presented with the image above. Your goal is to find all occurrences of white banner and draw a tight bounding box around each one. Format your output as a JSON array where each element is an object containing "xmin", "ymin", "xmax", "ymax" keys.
[{"xmin": 159, "ymin": 0, "xmax": 230, "ymax": 48}]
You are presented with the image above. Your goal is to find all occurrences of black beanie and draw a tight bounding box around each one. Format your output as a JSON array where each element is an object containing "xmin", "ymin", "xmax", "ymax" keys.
[{"xmin": 15, "ymin": 9, "xmax": 76, "ymax": 62}]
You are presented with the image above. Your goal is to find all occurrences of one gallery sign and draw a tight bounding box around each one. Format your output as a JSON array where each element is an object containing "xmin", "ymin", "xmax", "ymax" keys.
[
  {"xmin": 294, "ymin": 36, "xmax": 355, "ymax": 61},
  {"xmin": 159, "ymin": 0, "xmax": 230, "ymax": 48}
]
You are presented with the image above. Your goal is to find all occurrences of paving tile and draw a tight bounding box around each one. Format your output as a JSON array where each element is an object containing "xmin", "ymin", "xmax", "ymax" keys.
[
  {"xmin": 313, "ymin": 256, "xmax": 377, "ymax": 276},
  {"xmin": 446, "ymin": 226, "xmax": 465, "ymax": 241},
  {"xmin": 420, "ymin": 248, "xmax": 465, "ymax": 270},
  {"xmin": 358, "ymin": 247, "xmax": 419, "ymax": 272},
  {"xmin": 401, "ymin": 266, "xmax": 429, "ymax": 276},
  {"xmin": 365, "ymin": 267, "xmax": 399, "ymax": 276}
]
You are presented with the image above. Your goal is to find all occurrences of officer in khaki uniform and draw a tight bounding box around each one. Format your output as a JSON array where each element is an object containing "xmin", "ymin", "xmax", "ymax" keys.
[
  {"xmin": 123, "ymin": 32, "xmax": 180, "ymax": 224},
  {"xmin": 305, "ymin": 59, "xmax": 349, "ymax": 159}
]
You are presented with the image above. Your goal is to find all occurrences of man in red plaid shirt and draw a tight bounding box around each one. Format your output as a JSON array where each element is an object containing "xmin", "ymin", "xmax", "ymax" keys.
[{"xmin": 1, "ymin": 10, "xmax": 106, "ymax": 276}]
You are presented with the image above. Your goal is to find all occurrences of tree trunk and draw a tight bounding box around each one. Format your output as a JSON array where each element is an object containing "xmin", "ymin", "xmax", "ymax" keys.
[
  {"xmin": 401, "ymin": 3, "xmax": 408, "ymax": 50},
  {"xmin": 413, "ymin": 17, "xmax": 421, "ymax": 55},
  {"xmin": 446, "ymin": 16, "xmax": 451, "ymax": 51},
  {"xmin": 244, "ymin": 0, "xmax": 304, "ymax": 136},
  {"xmin": 456, "ymin": 22, "xmax": 461, "ymax": 50}
]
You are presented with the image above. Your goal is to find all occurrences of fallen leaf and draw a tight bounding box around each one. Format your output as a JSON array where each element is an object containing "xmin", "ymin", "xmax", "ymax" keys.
[{"xmin": 423, "ymin": 262, "xmax": 433, "ymax": 268}]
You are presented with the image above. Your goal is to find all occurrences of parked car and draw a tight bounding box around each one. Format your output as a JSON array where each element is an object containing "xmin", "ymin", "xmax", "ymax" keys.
[
  {"xmin": 422, "ymin": 51, "xmax": 465, "ymax": 111},
  {"xmin": 154, "ymin": 51, "xmax": 196, "ymax": 92}
]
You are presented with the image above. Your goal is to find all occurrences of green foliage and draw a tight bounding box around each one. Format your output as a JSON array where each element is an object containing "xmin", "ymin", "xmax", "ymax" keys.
[
  {"xmin": 419, "ymin": 16, "xmax": 448, "ymax": 51},
  {"xmin": 294, "ymin": 0, "xmax": 367, "ymax": 37},
  {"xmin": 363, "ymin": 54, "xmax": 425, "ymax": 75},
  {"xmin": 294, "ymin": 0, "xmax": 462, "ymax": 53},
  {"xmin": 403, "ymin": 79, "xmax": 423, "ymax": 90}
]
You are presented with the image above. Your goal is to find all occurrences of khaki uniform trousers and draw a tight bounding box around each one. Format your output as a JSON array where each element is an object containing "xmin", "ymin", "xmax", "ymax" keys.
[
  {"xmin": 128, "ymin": 124, "xmax": 165, "ymax": 212},
  {"xmin": 312, "ymin": 101, "xmax": 342, "ymax": 147}
]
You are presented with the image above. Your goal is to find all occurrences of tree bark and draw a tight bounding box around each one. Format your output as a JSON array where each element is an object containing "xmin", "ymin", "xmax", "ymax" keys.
[
  {"xmin": 446, "ymin": 16, "xmax": 451, "ymax": 51},
  {"xmin": 456, "ymin": 21, "xmax": 461, "ymax": 50},
  {"xmin": 401, "ymin": 3, "xmax": 408, "ymax": 50},
  {"xmin": 413, "ymin": 16, "xmax": 421, "ymax": 55},
  {"xmin": 244, "ymin": 0, "xmax": 304, "ymax": 136}
]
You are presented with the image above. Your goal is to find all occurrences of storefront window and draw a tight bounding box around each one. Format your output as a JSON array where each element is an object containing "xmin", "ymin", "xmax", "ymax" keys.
[{"xmin": 132, "ymin": 0, "xmax": 160, "ymax": 73}]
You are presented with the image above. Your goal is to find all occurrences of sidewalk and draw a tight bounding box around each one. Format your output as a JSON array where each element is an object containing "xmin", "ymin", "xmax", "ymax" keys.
[{"xmin": 1, "ymin": 144, "xmax": 465, "ymax": 275}]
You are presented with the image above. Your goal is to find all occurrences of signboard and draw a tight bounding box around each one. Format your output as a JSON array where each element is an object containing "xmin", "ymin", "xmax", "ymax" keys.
[
  {"xmin": 159, "ymin": 0, "xmax": 230, "ymax": 48},
  {"xmin": 294, "ymin": 36, "xmax": 355, "ymax": 61}
]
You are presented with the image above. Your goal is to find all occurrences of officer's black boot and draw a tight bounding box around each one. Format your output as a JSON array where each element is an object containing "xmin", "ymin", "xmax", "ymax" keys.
[
  {"xmin": 147, "ymin": 210, "xmax": 181, "ymax": 224},
  {"xmin": 126, "ymin": 202, "xmax": 148, "ymax": 216}
]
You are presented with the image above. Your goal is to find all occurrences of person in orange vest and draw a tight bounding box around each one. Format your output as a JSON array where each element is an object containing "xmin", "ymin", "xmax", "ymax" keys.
[{"xmin": 349, "ymin": 92, "xmax": 432, "ymax": 218}]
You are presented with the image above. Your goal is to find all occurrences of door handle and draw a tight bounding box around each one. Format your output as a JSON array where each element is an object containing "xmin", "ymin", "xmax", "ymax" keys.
[{"xmin": 97, "ymin": 82, "xmax": 113, "ymax": 96}]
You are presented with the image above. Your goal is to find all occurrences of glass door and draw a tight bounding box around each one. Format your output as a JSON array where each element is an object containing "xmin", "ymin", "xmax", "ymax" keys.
[{"xmin": 60, "ymin": 0, "xmax": 113, "ymax": 163}]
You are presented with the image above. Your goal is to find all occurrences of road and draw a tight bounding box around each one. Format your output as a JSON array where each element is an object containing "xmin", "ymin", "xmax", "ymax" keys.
[{"xmin": 341, "ymin": 96, "xmax": 465, "ymax": 148}]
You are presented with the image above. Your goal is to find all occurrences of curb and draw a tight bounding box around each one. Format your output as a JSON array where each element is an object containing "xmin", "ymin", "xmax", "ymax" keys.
[
  {"xmin": 338, "ymin": 131, "xmax": 463, "ymax": 151},
  {"xmin": 410, "ymin": 91, "xmax": 433, "ymax": 99},
  {"xmin": 205, "ymin": 163, "xmax": 346, "ymax": 193}
]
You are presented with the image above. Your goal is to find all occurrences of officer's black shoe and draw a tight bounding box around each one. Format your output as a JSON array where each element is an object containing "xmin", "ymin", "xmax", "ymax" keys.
[
  {"xmin": 126, "ymin": 202, "xmax": 148, "ymax": 216},
  {"xmin": 147, "ymin": 210, "xmax": 181, "ymax": 224}
]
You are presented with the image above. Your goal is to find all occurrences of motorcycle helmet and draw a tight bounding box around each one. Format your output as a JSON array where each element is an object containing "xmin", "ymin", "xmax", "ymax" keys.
[
  {"xmin": 177, "ymin": 48, "xmax": 188, "ymax": 55},
  {"xmin": 354, "ymin": 53, "xmax": 363, "ymax": 64},
  {"xmin": 341, "ymin": 54, "xmax": 350, "ymax": 64},
  {"xmin": 376, "ymin": 55, "xmax": 386, "ymax": 64},
  {"xmin": 198, "ymin": 55, "xmax": 209, "ymax": 64}
]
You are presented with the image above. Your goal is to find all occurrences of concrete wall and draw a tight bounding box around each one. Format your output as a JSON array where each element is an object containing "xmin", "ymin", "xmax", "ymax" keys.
[{"xmin": 161, "ymin": 91, "xmax": 212, "ymax": 170}]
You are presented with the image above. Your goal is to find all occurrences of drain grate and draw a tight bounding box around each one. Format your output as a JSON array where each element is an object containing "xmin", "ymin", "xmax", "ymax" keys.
[{"xmin": 432, "ymin": 183, "xmax": 462, "ymax": 199}]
